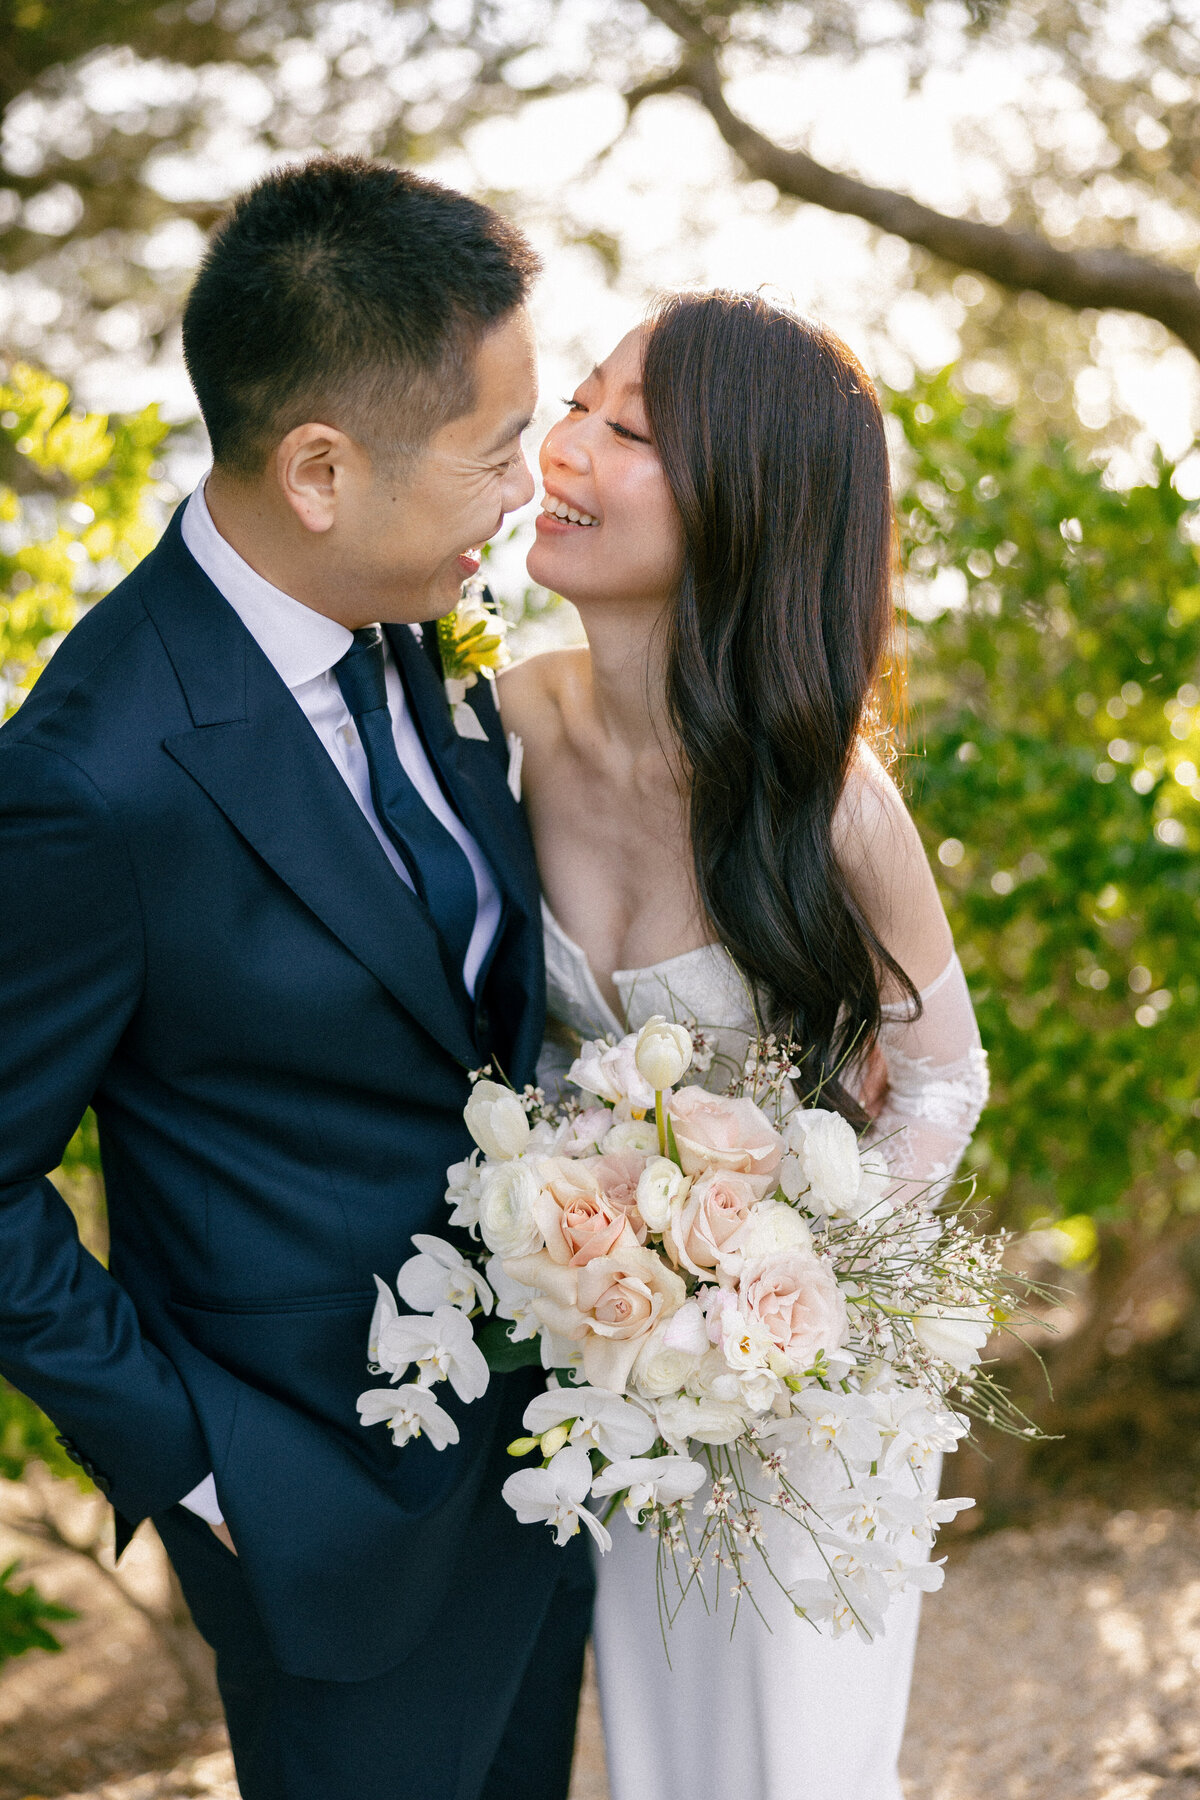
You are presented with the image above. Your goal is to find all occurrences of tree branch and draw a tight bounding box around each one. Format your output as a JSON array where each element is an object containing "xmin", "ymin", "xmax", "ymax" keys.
[{"xmin": 637, "ymin": 10, "xmax": 1200, "ymax": 360}]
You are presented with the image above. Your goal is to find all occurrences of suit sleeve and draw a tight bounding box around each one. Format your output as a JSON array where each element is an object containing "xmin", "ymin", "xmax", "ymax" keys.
[{"xmin": 0, "ymin": 739, "xmax": 211, "ymax": 1521}]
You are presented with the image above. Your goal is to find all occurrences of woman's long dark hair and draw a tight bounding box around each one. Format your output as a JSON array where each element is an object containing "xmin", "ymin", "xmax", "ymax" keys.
[{"xmin": 641, "ymin": 289, "xmax": 917, "ymax": 1124}]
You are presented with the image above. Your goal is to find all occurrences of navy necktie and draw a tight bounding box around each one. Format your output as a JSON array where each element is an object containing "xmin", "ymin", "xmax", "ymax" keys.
[{"xmin": 333, "ymin": 626, "xmax": 477, "ymax": 978}]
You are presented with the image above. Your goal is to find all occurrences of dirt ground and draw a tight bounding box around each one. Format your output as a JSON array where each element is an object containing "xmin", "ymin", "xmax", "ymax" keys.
[{"xmin": 5, "ymin": 1490, "xmax": 1200, "ymax": 1800}]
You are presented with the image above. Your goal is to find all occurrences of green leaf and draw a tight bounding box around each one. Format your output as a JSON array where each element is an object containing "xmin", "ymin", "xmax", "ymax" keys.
[{"xmin": 477, "ymin": 1318, "xmax": 543, "ymax": 1372}]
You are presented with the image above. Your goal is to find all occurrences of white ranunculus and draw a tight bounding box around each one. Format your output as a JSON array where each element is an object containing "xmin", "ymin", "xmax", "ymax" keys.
[
  {"xmin": 464, "ymin": 1080, "xmax": 533, "ymax": 1160},
  {"xmin": 634, "ymin": 1016, "xmax": 694, "ymax": 1092},
  {"xmin": 653, "ymin": 1391, "xmax": 746, "ymax": 1452},
  {"xmin": 721, "ymin": 1200, "xmax": 814, "ymax": 1269},
  {"xmin": 477, "ymin": 1158, "xmax": 544, "ymax": 1258},
  {"xmin": 781, "ymin": 1109, "xmax": 864, "ymax": 1215},
  {"xmin": 911, "ymin": 1304, "xmax": 992, "ymax": 1371},
  {"xmin": 602, "ymin": 1118, "xmax": 660, "ymax": 1155},
  {"xmin": 628, "ymin": 1309, "xmax": 706, "ymax": 1399},
  {"xmin": 636, "ymin": 1157, "xmax": 691, "ymax": 1232}
]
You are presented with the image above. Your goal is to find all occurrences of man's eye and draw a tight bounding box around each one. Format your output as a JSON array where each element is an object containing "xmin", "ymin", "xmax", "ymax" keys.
[{"xmin": 560, "ymin": 396, "xmax": 586, "ymax": 413}]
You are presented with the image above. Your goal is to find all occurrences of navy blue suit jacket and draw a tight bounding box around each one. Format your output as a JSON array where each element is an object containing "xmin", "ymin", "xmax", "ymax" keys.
[{"xmin": 0, "ymin": 507, "xmax": 559, "ymax": 1681}]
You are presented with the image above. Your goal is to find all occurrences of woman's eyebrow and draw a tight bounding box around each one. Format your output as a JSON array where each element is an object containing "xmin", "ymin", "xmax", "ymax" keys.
[{"xmin": 588, "ymin": 364, "xmax": 642, "ymax": 397}]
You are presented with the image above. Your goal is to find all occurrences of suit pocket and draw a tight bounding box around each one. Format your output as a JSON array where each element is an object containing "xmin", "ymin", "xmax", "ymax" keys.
[{"xmin": 169, "ymin": 1290, "xmax": 377, "ymax": 1441}]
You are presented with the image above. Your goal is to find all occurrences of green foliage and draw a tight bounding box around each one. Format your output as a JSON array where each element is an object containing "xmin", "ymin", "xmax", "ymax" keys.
[
  {"xmin": 893, "ymin": 371, "xmax": 1200, "ymax": 1231},
  {"xmin": 0, "ymin": 1561, "xmax": 75, "ymax": 1669},
  {"xmin": 1, "ymin": 360, "xmax": 167, "ymax": 715}
]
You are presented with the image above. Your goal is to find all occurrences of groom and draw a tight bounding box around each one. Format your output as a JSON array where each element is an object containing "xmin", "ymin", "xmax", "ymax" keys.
[{"xmin": 0, "ymin": 157, "xmax": 592, "ymax": 1799}]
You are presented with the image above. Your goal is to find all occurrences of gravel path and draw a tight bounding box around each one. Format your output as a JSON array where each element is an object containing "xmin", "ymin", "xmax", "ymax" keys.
[{"xmin": 13, "ymin": 1508, "xmax": 1200, "ymax": 1800}]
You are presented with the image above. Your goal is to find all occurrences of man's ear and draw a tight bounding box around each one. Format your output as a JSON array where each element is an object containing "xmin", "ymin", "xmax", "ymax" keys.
[{"xmin": 275, "ymin": 422, "xmax": 360, "ymax": 534}]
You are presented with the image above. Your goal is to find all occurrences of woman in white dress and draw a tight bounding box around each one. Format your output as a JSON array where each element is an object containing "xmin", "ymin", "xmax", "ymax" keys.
[{"xmin": 498, "ymin": 290, "xmax": 988, "ymax": 1800}]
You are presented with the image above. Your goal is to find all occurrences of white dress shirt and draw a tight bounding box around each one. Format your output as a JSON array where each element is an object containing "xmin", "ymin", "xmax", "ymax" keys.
[{"xmin": 177, "ymin": 478, "xmax": 502, "ymax": 1530}]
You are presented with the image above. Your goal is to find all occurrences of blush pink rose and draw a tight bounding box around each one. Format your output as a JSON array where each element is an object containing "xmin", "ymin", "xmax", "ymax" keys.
[
  {"xmin": 737, "ymin": 1250, "xmax": 848, "ymax": 1372},
  {"xmin": 533, "ymin": 1156, "xmax": 637, "ymax": 1267},
  {"xmin": 591, "ymin": 1150, "xmax": 651, "ymax": 1243},
  {"xmin": 663, "ymin": 1168, "xmax": 760, "ymax": 1278},
  {"xmin": 504, "ymin": 1246, "xmax": 686, "ymax": 1392},
  {"xmin": 667, "ymin": 1088, "xmax": 784, "ymax": 1196}
]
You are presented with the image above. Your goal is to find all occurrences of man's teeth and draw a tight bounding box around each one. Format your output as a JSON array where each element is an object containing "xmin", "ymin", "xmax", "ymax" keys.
[{"xmin": 541, "ymin": 499, "xmax": 598, "ymax": 526}]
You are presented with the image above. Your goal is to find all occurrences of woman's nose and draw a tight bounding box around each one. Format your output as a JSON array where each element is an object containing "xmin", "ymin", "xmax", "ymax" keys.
[{"xmin": 541, "ymin": 416, "xmax": 589, "ymax": 474}]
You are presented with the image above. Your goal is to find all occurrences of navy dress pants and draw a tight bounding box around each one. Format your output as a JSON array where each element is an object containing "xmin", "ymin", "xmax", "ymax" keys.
[{"xmin": 156, "ymin": 1463, "xmax": 594, "ymax": 1800}]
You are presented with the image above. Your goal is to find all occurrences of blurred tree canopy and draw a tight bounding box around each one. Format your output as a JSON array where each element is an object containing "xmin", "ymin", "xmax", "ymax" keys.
[{"xmin": 1, "ymin": 0, "xmax": 1198, "ymax": 434}]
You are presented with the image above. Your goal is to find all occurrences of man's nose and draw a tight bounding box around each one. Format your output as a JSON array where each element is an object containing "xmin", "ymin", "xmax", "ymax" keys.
[{"xmin": 506, "ymin": 448, "xmax": 536, "ymax": 512}]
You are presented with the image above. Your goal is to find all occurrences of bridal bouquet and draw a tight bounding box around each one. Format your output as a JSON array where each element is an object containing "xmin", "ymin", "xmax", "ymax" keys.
[{"xmin": 358, "ymin": 1021, "xmax": 1028, "ymax": 1641}]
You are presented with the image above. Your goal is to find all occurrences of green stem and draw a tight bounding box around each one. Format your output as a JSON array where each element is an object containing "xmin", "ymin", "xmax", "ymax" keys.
[{"xmin": 655, "ymin": 1089, "xmax": 667, "ymax": 1157}]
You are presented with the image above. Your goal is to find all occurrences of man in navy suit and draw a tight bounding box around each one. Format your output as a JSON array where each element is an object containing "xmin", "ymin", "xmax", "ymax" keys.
[{"xmin": 0, "ymin": 156, "xmax": 592, "ymax": 1799}]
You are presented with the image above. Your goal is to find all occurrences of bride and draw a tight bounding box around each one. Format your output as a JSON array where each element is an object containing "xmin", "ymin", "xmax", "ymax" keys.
[{"xmin": 498, "ymin": 289, "xmax": 988, "ymax": 1800}]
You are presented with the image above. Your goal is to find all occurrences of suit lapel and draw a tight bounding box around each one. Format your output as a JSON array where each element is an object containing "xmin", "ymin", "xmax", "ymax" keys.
[{"xmin": 141, "ymin": 511, "xmax": 478, "ymax": 1071}]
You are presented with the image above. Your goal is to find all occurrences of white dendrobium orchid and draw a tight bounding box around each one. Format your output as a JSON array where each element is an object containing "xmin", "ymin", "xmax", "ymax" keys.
[
  {"xmin": 568, "ymin": 1034, "xmax": 656, "ymax": 1111},
  {"xmin": 591, "ymin": 1454, "xmax": 706, "ymax": 1520},
  {"xmin": 395, "ymin": 1235, "xmax": 493, "ymax": 1316},
  {"xmin": 357, "ymin": 1383, "xmax": 459, "ymax": 1450},
  {"xmin": 376, "ymin": 1304, "xmax": 490, "ymax": 1403},
  {"xmin": 523, "ymin": 1385, "xmax": 656, "ymax": 1460},
  {"xmin": 767, "ymin": 1388, "xmax": 884, "ymax": 1465},
  {"xmin": 464, "ymin": 1079, "xmax": 533, "ymax": 1160},
  {"xmin": 502, "ymin": 1445, "xmax": 613, "ymax": 1551},
  {"xmin": 444, "ymin": 1151, "xmax": 483, "ymax": 1233},
  {"xmin": 911, "ymin": 1303, "xmax": 992, "ymax": 1370},
  {"xmin": 634, "ymin": 1016, "xmax": 694, "ymax": 1092},
  {"xmin": 486, "ymin": 1256, "xmax": 540, "ymax": 1343}
]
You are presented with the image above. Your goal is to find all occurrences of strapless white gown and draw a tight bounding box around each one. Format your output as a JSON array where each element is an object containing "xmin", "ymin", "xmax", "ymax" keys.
[{"xmin": 538, "ymin": 901, "xmax": 989, "ymax": 1800}]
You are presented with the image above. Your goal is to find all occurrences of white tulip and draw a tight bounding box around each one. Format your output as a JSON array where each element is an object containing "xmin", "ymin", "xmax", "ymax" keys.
[
  {"xmin": 636, "ymin": 1157, "xmax": 691, "ymax": 1232},
  {"xmin": 911, "ymin": 1305, "xmax": 992, "ymax": 1371},
  {"xmin": 634, "ymin": 1016, "xmax": 694, "ymax": 1092},
  {"xmin": 464, "ymin": 1080, "xmax": 532, "ymax": 1160},
  {"xmin": 477, "ymin": 1158, "xmax": 544, "ymax": 1258}
]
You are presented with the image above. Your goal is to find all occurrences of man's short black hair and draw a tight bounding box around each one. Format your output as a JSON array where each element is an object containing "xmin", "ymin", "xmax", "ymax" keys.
[{"xmin": 182, "ymin": 155, "xmax": 540, "ymax": 476}]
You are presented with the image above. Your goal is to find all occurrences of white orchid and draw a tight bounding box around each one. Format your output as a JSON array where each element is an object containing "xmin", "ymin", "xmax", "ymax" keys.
[
  {"xmin": 502, "ymin": 1445, "xmax": 613, "ymax": 1551},
  {"xmin": 376, "ymin": 1304, "xmax": 490, "ymax": 1402},
  {"xmin": 357, "ymin": 1383, "xmax": 459, "ymax": 1450},
  {"xmin": 486, "ymin": 1256, "xmax": 540, "ymax": 1343},
  {"xmin": 523, "ymin": 1385, "xmax": 656, "ymax": 1460},
  {"xmin": 395, "ymin": 1235, "xmax": 493, "ymax": 1315},
  {"xmin": 766, "ymin": 1388, "xmax": 884, "ymax": 1465},
  {"xmin": 590, "ymin": 1454, "xmax": 706, "ymax": 1520},
  {"xmin": 444, "ymin": 1152, "xmax": 483, "ymax": 1233}
]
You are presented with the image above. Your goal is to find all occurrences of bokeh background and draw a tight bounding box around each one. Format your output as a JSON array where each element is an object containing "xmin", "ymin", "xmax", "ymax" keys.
[{"xmin": 1, "ymin": 3, "xmax": 1199, "ymax": 1795}]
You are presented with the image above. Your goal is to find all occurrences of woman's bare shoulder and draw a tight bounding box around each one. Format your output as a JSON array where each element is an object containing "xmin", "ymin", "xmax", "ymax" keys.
[{"xmin": 496, "ymin": 646, "xmax": 589, "ymax": 748}]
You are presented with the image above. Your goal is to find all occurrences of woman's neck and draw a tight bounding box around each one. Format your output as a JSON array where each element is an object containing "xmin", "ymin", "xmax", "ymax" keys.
[{"xmin": 573, "ymin": 594, "xmax": 677, "ymax": 770}]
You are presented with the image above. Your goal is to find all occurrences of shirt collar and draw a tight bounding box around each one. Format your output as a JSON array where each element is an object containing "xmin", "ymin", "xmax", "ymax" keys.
[{"xmin": 180, "ymin": 476, "xmax": 354, "ymax": 690}]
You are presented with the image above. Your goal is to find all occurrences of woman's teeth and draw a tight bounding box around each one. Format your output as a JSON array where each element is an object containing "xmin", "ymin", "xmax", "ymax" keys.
[{"xmin": 541, "ymin": 498, "xmax": 598, "ymax": 526}]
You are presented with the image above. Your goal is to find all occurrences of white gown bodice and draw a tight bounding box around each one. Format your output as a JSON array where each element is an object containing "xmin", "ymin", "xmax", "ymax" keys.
[{"xmin": 540, "ymin": 897, "xmax": 990, "ymax": 1194}]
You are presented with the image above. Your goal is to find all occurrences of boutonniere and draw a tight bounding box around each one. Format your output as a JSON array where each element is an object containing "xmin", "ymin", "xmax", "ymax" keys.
[{"xmin": 438, "ymin": 580, "xmax": 510, "ymax": 741}]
